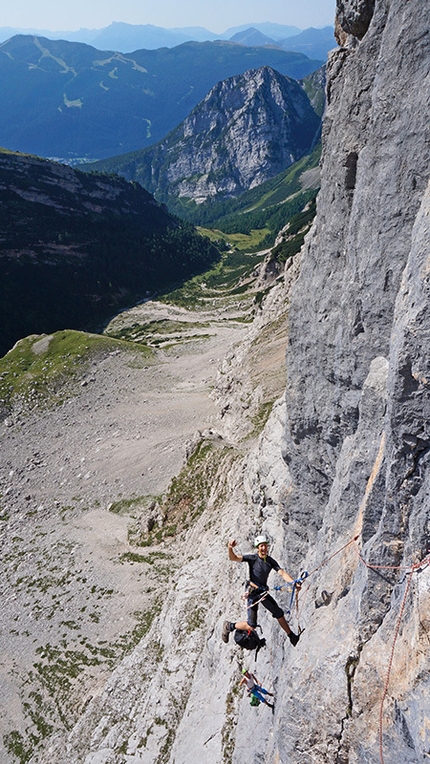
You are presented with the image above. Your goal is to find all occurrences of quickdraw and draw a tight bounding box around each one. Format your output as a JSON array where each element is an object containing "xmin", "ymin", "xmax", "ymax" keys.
[{"xmin": 273, "ymin": 570, "xmax": 309, "ymax": 623}]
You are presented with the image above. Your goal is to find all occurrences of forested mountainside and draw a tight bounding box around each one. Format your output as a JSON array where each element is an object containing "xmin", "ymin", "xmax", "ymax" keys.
[
  {"xmin": 85, "ymin": 67, "xmax": 321, "ymax": 204},
  {"xmin": 0, "ymin": 149, "xmax": 218, "ymax": 357},
  {"xmin": 0, "ymin": 36, "xmax": 322, "ymax": 161}
]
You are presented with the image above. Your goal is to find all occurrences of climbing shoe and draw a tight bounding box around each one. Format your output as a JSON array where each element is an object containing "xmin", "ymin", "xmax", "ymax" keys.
[
  {"xmin": 288, "ymin": 630, "xmax": 300, "ymax": 647},
  {"xmin": 222, "ymin": 620, "xmax": 232, "ymax": 643}
]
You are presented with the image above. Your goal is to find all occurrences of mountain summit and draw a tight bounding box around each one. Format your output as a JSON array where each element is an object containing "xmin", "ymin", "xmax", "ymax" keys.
[{"xmin": 94, "ymin": 66, "xmax": 321, "ymax": 203}]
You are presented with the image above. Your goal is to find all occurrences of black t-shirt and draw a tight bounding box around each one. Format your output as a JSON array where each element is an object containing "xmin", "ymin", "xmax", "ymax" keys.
[{"xmin": 242, "ymin": 553, "xmax": 281, "ymax": 588}]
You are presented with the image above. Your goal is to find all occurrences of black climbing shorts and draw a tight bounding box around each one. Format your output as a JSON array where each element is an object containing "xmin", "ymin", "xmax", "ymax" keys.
[{"xmin": 247, "ymin": 592, "xmax": 284, "ymax": 627}]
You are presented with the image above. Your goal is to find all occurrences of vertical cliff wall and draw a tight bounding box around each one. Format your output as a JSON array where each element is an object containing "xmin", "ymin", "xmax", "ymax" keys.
[{"xmin": 275, "ymin": 0, "xmax": 430, "ymax": 760}]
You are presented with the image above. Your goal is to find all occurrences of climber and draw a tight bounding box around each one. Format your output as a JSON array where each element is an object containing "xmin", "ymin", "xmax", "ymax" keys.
[
  {"xmin": 222, "ymin": 535, "xmax": 300, "ymax": 646},
  {"xmin": 240, "ymin": 668, "xmax": 274, "ymax": 710}
]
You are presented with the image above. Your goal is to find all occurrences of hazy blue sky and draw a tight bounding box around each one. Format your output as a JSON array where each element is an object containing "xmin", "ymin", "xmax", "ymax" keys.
[{"xmin": 2, "ymin": 0, "xmax": 336, "ymax": 33}]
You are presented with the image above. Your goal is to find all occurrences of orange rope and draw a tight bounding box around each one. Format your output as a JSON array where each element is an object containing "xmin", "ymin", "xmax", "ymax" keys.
[
  {"xmin": 376, "ymin": 556, "xmax": 429, "ymax": 764},
  {"xmin": 355, "ymin": 547, "xmax": 419, "ymax": 572},
  {"xmin": 306, "ymin": 534, "xmax": 360, "ymax": 577},
  {"xmin": 293, "ymin": 536, "xmax": 429, "ymax": 764}
]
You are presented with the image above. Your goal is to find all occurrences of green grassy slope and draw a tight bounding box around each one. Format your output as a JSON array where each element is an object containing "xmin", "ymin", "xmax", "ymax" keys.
[{"xmin": 174, "ymin": 146, "xmax": 321, "ymax": 250}]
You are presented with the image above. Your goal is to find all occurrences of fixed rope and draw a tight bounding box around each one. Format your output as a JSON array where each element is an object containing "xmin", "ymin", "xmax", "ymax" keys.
[
  {"xmin": 238, "ymin": 531, "xmax": 429, "ymax": 763},
  {"xmin": 355, "ymin": 552, "xmax": 430, "ymax": 764},
  {"xmin": 306, "ymin": 534, "xmax": 360, "ymax": 577},
  {"xmin": 292, "ymin": 536, "xmax": 429, "ymax": 764}
]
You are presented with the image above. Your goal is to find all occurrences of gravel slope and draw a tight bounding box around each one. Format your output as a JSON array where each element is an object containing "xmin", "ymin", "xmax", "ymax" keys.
[{"xmin": 0, "ymin": 297, "xmax": 250, "ymax": 760}]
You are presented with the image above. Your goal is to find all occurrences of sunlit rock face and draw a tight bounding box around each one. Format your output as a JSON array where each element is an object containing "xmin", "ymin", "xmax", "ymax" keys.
[{"xmin": 279, "ymin": 0, "xmax": 430, "ymax": 760}]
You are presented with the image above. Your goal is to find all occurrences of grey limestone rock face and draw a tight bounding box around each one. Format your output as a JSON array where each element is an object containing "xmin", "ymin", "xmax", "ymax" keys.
[
  {"xmin": 336, "ymin": 0, "xmax": 376, "ymax": 39},
  {"xmin": 284, "ymin": 0, "xmax": 430, "ymax": 558},
  {"xmin": 278, "ymin": 0, "xmax": 430, "ymax": 761}
]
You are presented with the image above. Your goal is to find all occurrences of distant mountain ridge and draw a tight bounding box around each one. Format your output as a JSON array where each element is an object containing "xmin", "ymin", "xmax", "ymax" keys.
[
  {"xmin": 0, "ymin": 35, "xmax": 323, "ymax": 161},
  {"xmin": 229, "ymin": 25, "xmax": 335, "ymax": 61},
  {"xmin": 223, "ymin": 22, "xmax": 301, "ymax": 39},
  {"xmin": 278, "ymin": 26, "xmax": 335, "ymax": 61},
  {"xmin": 229, "ymin": 28, "xmax": 278, "ymax": 47},
  {"xmin": 86, "ymin": 66, "xmax": 321, "ymax": 204},
  {"xmin": 0, "ymin": 22, "xmax": 303, "ymax": 51},
  {"xmin": 84, "ymin": 22, "xmax": 218, "ymax": 51}
]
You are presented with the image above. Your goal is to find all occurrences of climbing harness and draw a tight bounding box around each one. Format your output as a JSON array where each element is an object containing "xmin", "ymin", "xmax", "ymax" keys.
[
  {"xmin": 241, "ymin": 572, "xmax": 309, "ymax": 633},
  {"xmin": 242, "ymin": 581, "xmax": 269, "ymax": 610}
]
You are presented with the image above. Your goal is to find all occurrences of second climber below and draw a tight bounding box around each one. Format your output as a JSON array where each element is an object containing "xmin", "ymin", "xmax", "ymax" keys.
[{"xmin": 222, "ymin": 534, "xmax": 300, "ymax": 647}]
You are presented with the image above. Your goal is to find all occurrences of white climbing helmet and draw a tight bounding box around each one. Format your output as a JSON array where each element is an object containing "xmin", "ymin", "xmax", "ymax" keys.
[{"xmin": 254, "ymin": 534, "xmax": 269, "ymax": 548}]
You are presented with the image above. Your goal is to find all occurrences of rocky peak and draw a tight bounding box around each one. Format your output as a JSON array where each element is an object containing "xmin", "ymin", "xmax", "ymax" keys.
[{"xmin": 126, "ymin": 65, "xmax": 321, "ymax": 203}]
